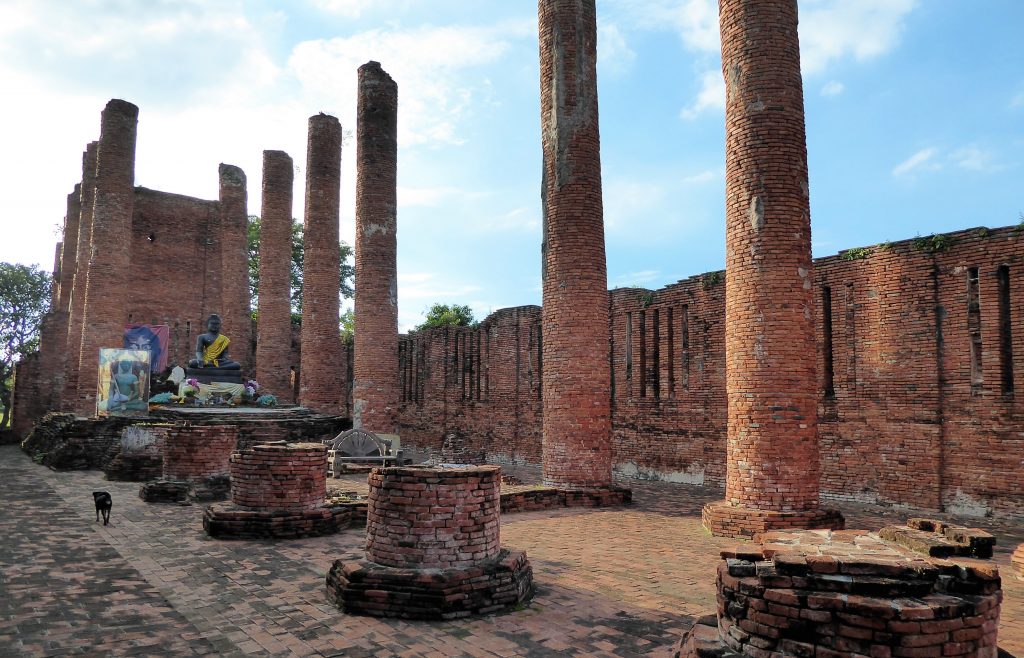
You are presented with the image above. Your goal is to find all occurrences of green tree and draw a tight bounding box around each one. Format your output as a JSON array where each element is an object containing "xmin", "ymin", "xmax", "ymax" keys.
[
  {"xmin": 416, "ymin": 303, "xmax": 476, "ymax": 331},
  {"xmin": 0, "ymin": 263, "xmax": 51, "ymax": 429},
  {"xmin": 247, "ymin": 215, "xmax": 354, "ymax": 317}
]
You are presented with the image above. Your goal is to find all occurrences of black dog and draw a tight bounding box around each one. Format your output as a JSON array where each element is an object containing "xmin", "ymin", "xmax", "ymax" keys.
[{"xmin": 93, "ymin": 491, "xmax": 112, "ymax": 525}]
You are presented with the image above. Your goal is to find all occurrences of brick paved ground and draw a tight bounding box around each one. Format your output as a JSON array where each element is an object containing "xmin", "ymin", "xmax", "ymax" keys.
[{"xmin": 1, "ymin": 445, "xmax": 1020, "ymax": 657}]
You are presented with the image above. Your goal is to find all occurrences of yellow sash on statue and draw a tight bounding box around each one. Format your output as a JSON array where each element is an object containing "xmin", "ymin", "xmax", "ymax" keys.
[{"xmin": 202, "ymin": 334, "xmax": 230, "ymax": 367}]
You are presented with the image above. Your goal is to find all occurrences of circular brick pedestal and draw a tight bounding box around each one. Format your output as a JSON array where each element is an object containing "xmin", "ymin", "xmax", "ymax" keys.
[
  {"xmin": 140, "ymin": 424, "xmax": 238, "ymax": 503},
  {"xmin": 674, "ymin": 530, "xmax": 1004, "ymax": 658},
  {"xmin": 1012, "ymin": 543, "xmax": 1024, "ymax": 581},
  {"xmin": 326, "ymin": 465, "xmax": 533, "ymax": 619},
  {"xmin": 702, "ymin": 500, "xmax": 844, "ymax": 540},
  {"xmin": 204, "ymin": 443, "xmax": 349, "ymax": 539}
]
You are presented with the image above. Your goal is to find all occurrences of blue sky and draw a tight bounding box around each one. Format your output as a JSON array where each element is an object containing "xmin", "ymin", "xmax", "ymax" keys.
[{"xmin": 1, "ymin": 0, "xmax": 1021, "ymax": 330}]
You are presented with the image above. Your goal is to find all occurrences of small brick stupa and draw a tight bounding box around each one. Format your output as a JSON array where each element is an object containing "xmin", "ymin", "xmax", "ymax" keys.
[
  {"xmin": 204, "ymin": 443, "xmax": 350, "ymax": 539},
  {"xmin": 326, "ymin": 464, "xmax": 533, "ymax": 619}
]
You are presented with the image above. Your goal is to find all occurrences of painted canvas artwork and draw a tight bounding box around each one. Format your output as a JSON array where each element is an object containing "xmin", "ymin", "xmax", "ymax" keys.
[
  {"xmin": 96, "ymin": 348, "xmax": 151, "ymax": 417},
  {"xmin": 124, "ymin": 324, "xmax": 170, "ymax": 373}
]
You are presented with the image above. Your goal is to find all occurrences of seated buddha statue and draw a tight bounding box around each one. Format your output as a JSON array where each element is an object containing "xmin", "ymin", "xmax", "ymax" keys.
[{"xmin": 188, "ymin": 314, "xmax": 241, "ymax": 370}]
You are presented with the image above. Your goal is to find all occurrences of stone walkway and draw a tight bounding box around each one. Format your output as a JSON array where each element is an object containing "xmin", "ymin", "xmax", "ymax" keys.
[{"xmin": 0, "ymin": 444, "xmax": 1021, "ymax": 657}]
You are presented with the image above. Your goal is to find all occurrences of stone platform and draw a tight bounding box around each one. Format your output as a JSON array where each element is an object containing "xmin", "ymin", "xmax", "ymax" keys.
[
  {"xmin": 1013, "ymin": 544, "xmax": 1024, "ymax": 581},
  {"xmin": 702, "ymin": 500, "xmax": 845, "ymax": 539},
  {"xmin": 675, "ymin": 529, "xmax": 1004, "ymax": 658}
]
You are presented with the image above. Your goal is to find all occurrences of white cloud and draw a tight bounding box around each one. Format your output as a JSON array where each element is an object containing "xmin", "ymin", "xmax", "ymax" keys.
[
  {"xmin": 597, "ymin": 21, "xmax": 636, "ymax": 75},
  {"xmin": 821, "ymin": 80, "xmax": 845, "ymax": 97},
  {"xmin": 680, "ymin": 70, "xmax": 724, "ymax": 120},
  {"xmin": 398, "ymin": 272, "xmax": 483, "ymax": 301},
  {"xmin": 611, "ymin": 270, "xmax": 660, "ymax": 286},
  {"xmin": 892, "ymin": 147, "xmax": 940, "ymax": 177},
  {"xmin": 288, "ymin": 22, "xmax": 528, "ymax": 147},
  {"xmin": 682, "ymin": 169, "xmax": 718, "ymax": 184},
  {"xmin": 615, "ymin": 0, "xmax": 719, "ymax": 52},
  {"xmin": 308, "ymin": 0, "xmax": 374, "ymax": 18},
  {"xmin": 799, "ymin": 0, "xmax": 917, "ymax": 75},
  {"xmin": 951, "ymin": 145, "xmax": 997, "ymax": 172},
  {"xmin": 479, "ymin": 207, "xmax": 541, "ymax": 234}
]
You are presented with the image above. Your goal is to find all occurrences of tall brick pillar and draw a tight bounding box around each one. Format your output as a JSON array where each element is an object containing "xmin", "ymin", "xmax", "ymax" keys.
[
  {"xmin": 256, "ymin": 150, "xmax": 295, "ymax": 402},
  {"xmin": 219, "ymin": 164, "xmax": 252, "ymax": 375},
  {"xmin": 63, "ymin": 143, "xmax": 98, "ymax": 411},
  {"xmin": 50, "ymin": 243, "xmax": 63, "ymax": 308},
  {"xmin": 537, "ymin": 0, "xmax": 613, "ymax": 490},
  {"xmin": 701, "ymin": 0, "xmax": 842, "ymax": 538},
  {"xmin": 353, "ymin": 61, "xmax": 399, "ymax": 435},
  {"xmin": 59, "ymin": 186, "xmax": 81, "ymax": 313},
  {"xmin": 299, "ymin": 114, "xmax": 344, "ymax": 412},
  {"xmin": 75, "ymin": 99, "xmax": 138, "ymax": 416},
  {"xmin": 49, "ymin": 186, "xmax": 80, "ymax": 408}
]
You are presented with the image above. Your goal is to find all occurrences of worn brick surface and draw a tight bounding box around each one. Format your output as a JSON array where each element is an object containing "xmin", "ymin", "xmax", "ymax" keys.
[
  {"xmin": 365, "ymin": 465, "xmax": 501, "ymax": 569},
  {"xmin": 162, "ymin": 424, "xmax": 238, "ymax": 481},
  {"xmin": 63, "ymin": 142, "xmax": 98, "ymax": 411},
  {"xmin": 353, "ymin": 61, "xmax": 399, "ymax": 435},
  {"xmin": 76, "ymin": 99, "xmax": 139, "ymax": 415},
  {"xmin": 299, "ymin": 114, "xmax": 345, "ymax": 413},
  {"xmin": 256, "ymin": 150, "xmax": 295, "ymax": 402},
  {"xmin": 712, "ymin": 0, "xmax": 828, "ymax": 535},
  {"xmin": 2, "ymin": 446, "xmax": 1022, "ymax": 657},
  {"xmin": 537, "ymin": 0, "xmax": 613, "ymax": 490},
  {"xmin": 218, "ymin": 164, "xmax": 252, "ymax": 375}
]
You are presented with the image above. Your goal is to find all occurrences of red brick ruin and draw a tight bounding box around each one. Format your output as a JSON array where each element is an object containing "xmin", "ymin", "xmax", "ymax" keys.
[
  {"xmin": 326, "ymin": 465, "xmax": 533, "ymax": 619},
  {"xmin": 299, "ymin": 114, "xmax": 346, "ymax": 413},
  {"xmin": 205, "ymin": 443, "xmax": 350, "ymax": 539},
  {"xmin": 537, "ymin": 0, "xmax": 615, "ymax": 491},
  {"xmin": 75, "ymin": 100, "xmax": 139, "ymax": 416},
  {"xmin": 701, "ymin": 0, "xmax": 842, "ymax": 538},
  {"xmin": 256, "ymin": 150, "xmax": 295, "ymax": 403},
  {"xmin": 218, "ymin": 164, "xmax": 252, "ymax": 374},
  {"xmin": 353, "ymin": 61, "xmax": 400, "ymax": 436}
]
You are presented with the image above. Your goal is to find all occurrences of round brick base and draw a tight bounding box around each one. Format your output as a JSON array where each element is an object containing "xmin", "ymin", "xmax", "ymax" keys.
[
  {"xmin": 203, "ymin": 503, "xmax": 350, "ymax": 540},
  {"xmin": 701, "ymin": 500, "xmax": 844, "ymax": 539},
  {"xmin": 326, "ymin": 548, "xmax": 533, "ymax": 620}
]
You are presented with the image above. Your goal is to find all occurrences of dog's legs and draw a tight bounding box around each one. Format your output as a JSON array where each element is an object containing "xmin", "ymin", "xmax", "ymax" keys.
[{"xmin": 102, "ymin": 509, "xmax": 110, "ymax": 526}]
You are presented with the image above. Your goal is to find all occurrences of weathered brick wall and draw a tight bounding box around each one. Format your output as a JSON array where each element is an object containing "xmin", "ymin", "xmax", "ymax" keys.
[
  {"xmin": 162, "ymin": 424, "xmax": 237, "ymax": 481},
  {"xmin": 128, "ymin": 188, "xmax": 223, "ymax": 369},
  {"xmin": 537, "ymin": 0, "xmax": 613, "ymax": 490},
  {"xmin": 256, "ymin": 150, "xmax": 295, "ymax": 402},
  {"xmin": 353, "ymin": 61, "xmax": 399, "ymax": 434},
  {"xmin": 299, "ymin": 113, "xmax": 345, "ymax": 412},
  {"xmin": 397, "ymin": 226, "xmax": 1024, "ymax": 517},
  {"xmin": 396, "ymin": 306, "xmax": 543, "ymax": 464},
  {"xmin": 11, "ymin": 355, "xmax": 44, "ymax": 439}
]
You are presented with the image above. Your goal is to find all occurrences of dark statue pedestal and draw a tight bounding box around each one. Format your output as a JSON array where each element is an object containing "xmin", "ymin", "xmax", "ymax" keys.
[{"xmin": 185, "ymin": 368, "xmax": 243, "ymax": 385}]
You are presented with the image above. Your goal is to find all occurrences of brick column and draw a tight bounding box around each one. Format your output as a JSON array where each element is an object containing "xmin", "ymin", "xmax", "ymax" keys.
[
  {"xmin": 50, "ymin": 243, "xmax": 62, "ymax": 308},
  {"xmin": 353, "ymin": 61, "xmax": 399, "ymax": 434},
  {"xmin": 299, "ymin": 114, "xmax": 344, "ymax": 412},
  {"xmin": 702, "ymin": 0, "xmax": 842, "ymax": 537},
  {"xmin": 537, "ymin": 0, "xmax": 613, "ymax": 490},
  {"xmin": 63, "ymin": 143, "xmax": 98, "ymax": 411},
  {"xmin": 48, "ymin": 186, "xmax": 80, "ymax": 409},
  {"xmin": 256, "ymin": 150, "xmax": 295, "ymax": 402},
  {"xmin": 76, "ymin": 100, "xmax": 138, "ymax": 416},
  {"xmin": 58, "ymin": 186, "xmax": 81, "ymax": 313},
  {"xmin": 219, "ymin": 164, "xmax": 252, "ymax": 375}
]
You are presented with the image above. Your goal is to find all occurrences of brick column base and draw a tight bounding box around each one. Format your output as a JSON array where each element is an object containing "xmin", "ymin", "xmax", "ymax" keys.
[
  {"xmin": 701, "ymin": 500, "xmax": 844, "ymax": 540},
  {"xmin": 326, "ymin": 465, "xmax": 533, "ymax": 618}
]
